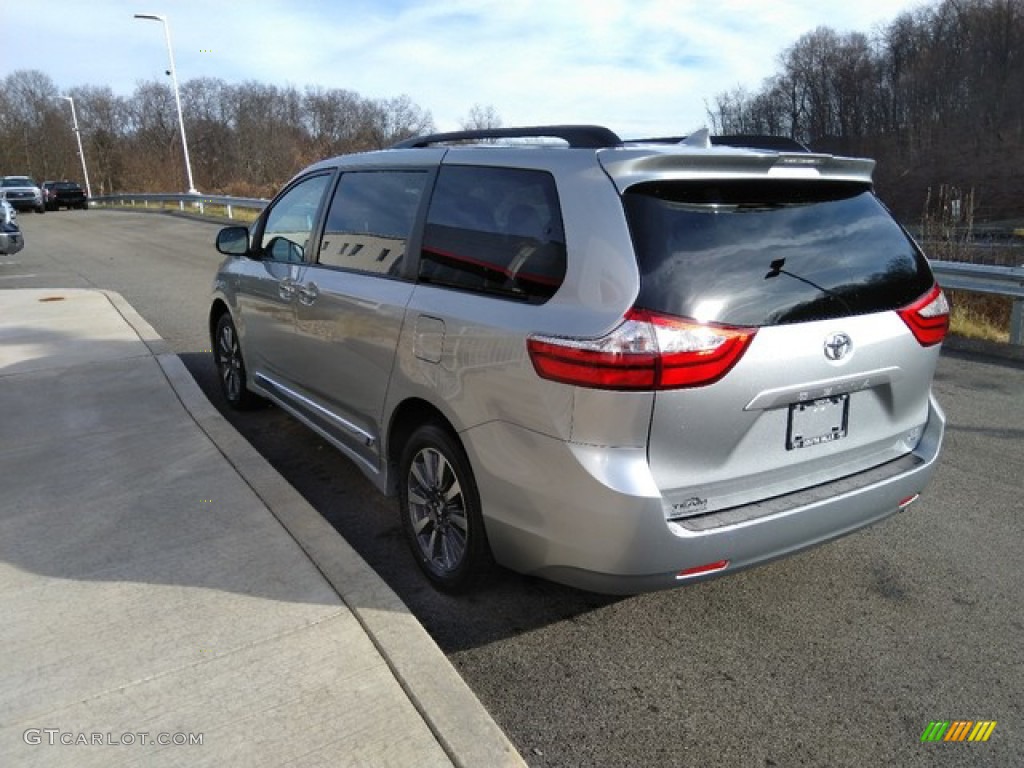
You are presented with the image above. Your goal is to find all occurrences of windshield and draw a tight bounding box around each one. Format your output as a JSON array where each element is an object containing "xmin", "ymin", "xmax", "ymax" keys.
[
  {"xmin": 624, "ymin": 181, "xmax": 934, "ymax": 326},
  {"xmin": 2, "ymin": 178, "xmax": 35, "ymax": 188}
]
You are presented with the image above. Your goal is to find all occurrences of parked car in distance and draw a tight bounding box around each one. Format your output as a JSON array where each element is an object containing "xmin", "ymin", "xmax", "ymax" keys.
[
  {"xmin": 0, "ymin": 176, "xmax": 44, "ymax": 213},
  {"xmin": 0, "ymin": 199, "xmax": 24, "ymax": 255},
  {"xmin": 42, "ymin": 180, "xmax": 88, "ymax": 211},
  {"xmin": 209, "ymin": 124, "xmax": 949, "ymax": 595}
]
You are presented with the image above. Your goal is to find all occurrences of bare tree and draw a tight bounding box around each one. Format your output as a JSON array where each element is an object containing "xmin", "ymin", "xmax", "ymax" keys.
[
  {"xmin": 67, "ymin": 85, "xmax": 128, "ymax": 195},
  {"xmin": 0, "ymin": 70, "xmax": 65, "ymax": 179},
  {"xmin": 303, "ymin": 85, "xmax": 376, "ymax": 158},
  {"xmin": 362, "ymin": 95, "xmax": 435, "ymax": 149},
  {"xmin": 707, "ymin": 0, "xmax": 1024, "ymax": 220},
  {"xmin": 460, "ymin": 104, "xmax": 502, "ymax": 131}
]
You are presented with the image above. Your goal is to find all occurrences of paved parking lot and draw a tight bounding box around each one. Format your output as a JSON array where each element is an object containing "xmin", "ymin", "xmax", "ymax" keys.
[{"xmin": 4, "ymin": 210, "xmax": 1022, "ymax": 767}]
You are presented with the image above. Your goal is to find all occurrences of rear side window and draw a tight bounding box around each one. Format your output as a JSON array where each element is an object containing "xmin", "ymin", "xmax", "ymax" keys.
[
  {"xmin": 419, "ymin": 165, "xmax": 567, "ymax": 303},
  {"xmin": 319, "ymin": 170, "xmax": 429, "ymax": 276},
  {"xmin": 624, "ymin": 181, "xmax": 934, "ymax": 326}
]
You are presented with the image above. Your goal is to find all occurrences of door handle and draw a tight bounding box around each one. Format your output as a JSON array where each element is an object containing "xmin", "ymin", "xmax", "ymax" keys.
[
  {"xmin": 298, "ymin": 281, "xmax": 319, "ymax": 306},
  {"xmin": 278, "ymin": 278, "xmax": 297, "ymax": 301}
]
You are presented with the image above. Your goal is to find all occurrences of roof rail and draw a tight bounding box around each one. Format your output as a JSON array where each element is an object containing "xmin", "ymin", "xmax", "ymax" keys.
[
  {"xmin": 626, "ymin": 134, "xmax": 812, "ymax": 153},
  {"xmin": 390, "ymin": 125, "xmax": 623, "ymax": 150}
]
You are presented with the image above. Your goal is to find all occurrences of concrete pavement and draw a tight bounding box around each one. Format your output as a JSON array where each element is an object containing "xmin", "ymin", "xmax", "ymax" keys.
[{"xmin": 0, "ymin": 288, "xmax": 526, "ymax": 767}]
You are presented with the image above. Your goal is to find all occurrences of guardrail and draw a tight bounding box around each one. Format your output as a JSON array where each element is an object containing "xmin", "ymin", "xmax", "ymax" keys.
[
  {"xmin": 931, "ymin": 260, "xmax": 1024, "ymax": 345},
  {"xmin": 90, "ymin": 192, "xmax": 268, "ymax": 221},
  {"xmin": 89, "ymin": 193, "xmax": 1024, "ymax": 345}
]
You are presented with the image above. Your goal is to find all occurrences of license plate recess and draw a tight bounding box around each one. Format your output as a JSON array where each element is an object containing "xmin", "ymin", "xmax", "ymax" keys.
[{"xmin": 787, "ymin": 395, "xmax": 849, "ymax": 450}]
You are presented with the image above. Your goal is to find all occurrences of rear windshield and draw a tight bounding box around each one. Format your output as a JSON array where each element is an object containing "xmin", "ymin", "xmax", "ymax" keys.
[{"xmin": 623, "ymin": 181, "xmax": 934, "ymax": 326}]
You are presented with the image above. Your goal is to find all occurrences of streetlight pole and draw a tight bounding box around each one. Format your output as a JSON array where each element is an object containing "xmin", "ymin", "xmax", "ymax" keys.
[
  {"xmin": 60, "ymin": 96, "xmax": 93, "ymax": 199},
  {"xmin": 134, "ymin": 13, "xmax": 199, "ymax": 194}
]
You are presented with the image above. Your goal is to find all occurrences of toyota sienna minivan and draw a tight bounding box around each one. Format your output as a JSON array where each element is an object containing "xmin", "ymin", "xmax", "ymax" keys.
[{"xmin": 210, "ymin": 125, "xmax": 947, "ymax": 593}]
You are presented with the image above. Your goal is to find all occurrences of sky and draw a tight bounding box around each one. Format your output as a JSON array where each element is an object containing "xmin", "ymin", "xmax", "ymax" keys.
[{"xmin": 4, "ymin": 0, "xmax": 932, "ymax": 138}]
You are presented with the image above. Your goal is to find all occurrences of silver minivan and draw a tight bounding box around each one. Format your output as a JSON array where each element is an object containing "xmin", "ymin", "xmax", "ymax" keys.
[{"xmin": 210, "ymin": 126, "xmax": 948, "ymax": 593}]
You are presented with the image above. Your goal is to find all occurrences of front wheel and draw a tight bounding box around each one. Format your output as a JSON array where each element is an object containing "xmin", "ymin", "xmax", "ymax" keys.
[
  {"xmin": 214, "ymin": 313, "xmax": 259, "ymax": 410},
  {"xmin": 399, "ymin": 424, "xmax": 491, "ymax": 591}
]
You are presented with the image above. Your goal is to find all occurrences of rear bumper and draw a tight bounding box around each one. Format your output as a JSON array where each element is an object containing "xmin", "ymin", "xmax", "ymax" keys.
[
  {"xmin": 469, "ymin": 394, "xmax": 945, "ymax": 594},
  {"xmin": 48, "ymin": 197, "xmax": 87, "ymax": 208}
]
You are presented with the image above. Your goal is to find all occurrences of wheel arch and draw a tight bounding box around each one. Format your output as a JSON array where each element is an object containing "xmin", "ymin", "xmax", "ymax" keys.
[
  {"xmin": 385, "ymin": 397, "xmax": 462, "ymax": 496},
  {"xmin": 208, "ymin": 298, "xmax": 231, "ymax": 347}
]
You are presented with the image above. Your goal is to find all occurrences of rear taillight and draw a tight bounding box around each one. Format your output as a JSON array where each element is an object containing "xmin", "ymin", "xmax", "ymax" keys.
[
  {"xmin": 898, "ymin": 284, "xmax": 949, "ymax": 346},
  {"xmin": 527, "ymin": 308, "xmax": 756, "ymax": 390}
]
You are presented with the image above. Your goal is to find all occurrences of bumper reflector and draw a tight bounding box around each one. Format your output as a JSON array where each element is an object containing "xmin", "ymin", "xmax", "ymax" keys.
[
  {"xmin": 898, "ymin": 494, "xmax": 920, "ymax": 509},
  {"xmin": 676, "ymin": 559, "xmax": 729, "ymax": 579}
]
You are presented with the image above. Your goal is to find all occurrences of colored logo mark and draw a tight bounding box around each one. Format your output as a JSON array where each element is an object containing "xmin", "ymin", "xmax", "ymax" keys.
[{"xmin": 921, "ymin": 721, "xmax": 997, "ymax": 742}]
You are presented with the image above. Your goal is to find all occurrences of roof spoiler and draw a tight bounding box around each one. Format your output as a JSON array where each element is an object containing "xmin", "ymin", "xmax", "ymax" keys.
[{"xmin": 627, "ymin": 132, "xmax": 812, "ymax": 153}]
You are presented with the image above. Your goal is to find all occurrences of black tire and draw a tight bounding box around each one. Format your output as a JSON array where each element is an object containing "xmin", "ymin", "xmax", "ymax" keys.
[
  {"xmin": 213, "ymin": 313, "xmax": 259, "ymax": 410},
  {"xmin": 399, "ymin": 424, "xmax": 491, "ymax": 591},
  {"xmin": 35, "ymin": 205, "xmax": 45, "ymax": 214}
]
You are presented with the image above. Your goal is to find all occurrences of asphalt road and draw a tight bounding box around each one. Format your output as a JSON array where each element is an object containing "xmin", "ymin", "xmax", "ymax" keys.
[{"xmin": 6, "ymin": 210, "xmax": 1022, "ymax": 767}]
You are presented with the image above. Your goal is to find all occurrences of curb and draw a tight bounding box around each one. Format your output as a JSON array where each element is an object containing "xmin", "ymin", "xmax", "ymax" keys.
[{"xmin": 101, "ymin": 290, "xmax": 527, "ymax": 768}]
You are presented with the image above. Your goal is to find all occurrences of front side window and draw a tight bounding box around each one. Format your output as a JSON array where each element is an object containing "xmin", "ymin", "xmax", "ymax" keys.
[
  {"xmin": 419, "ymin": 165, "xmax": 567, "ymax": 302},
  {"xmin": 259, "ymin": 173, "xmax": 331, "ymax": 263},
  {"xmin": 318, "ymin": 170, "xmax": 429, "ymax": 276},
  {"xmin": 624, "ymin": 180, "xmax": 934, "ymax": 326}
]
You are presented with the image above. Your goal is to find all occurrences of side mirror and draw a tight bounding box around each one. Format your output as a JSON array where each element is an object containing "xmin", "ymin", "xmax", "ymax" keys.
[{"xmin": 216, "ymin": 226, "xmax": 250, "ymax": 256}]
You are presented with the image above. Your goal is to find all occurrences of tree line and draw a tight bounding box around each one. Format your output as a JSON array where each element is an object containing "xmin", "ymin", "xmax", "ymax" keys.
[
  {"xmin": 3, "ymin": 0, "xmax": 1021, "ymax": 221},
  {"xmin": 0, "ymin": 72, "xmax": 502, "ymax": 198},
  {"xmin": 708, "ymin": 0, "xmax": 1024, "ymax": 221}
]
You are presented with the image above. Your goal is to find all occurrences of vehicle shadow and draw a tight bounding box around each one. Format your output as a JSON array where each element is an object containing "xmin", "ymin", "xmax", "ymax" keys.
[{"xmin": 179, "ymin": 350, "xmax": 625, "ymax": 653}]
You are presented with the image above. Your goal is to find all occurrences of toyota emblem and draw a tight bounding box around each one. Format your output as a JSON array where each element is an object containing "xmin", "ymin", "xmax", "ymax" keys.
[{"xmin": 824, "ymin": 333, "xmax": 852, "ymax": 361}]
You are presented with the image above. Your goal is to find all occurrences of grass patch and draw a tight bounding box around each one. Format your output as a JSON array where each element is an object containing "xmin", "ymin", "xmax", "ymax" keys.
[
  {"xmin": 194, "ymin": 203, "xmax": 262, "ymax": 224},
  {"xmin": 946, "ymin": 289, "xmax": 1011, "ymax": 343}
]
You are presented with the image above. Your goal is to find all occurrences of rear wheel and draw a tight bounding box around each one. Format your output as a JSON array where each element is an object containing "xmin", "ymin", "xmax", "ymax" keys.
[
  {"xmin": 399, "ymin": 424, "xmax": 490, "ymax": 591},
  {"xmin": 214, "ymin": 313, "xmax": 259, "ymax": 410}
]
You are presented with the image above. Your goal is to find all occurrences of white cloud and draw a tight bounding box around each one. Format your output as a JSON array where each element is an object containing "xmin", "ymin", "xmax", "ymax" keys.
[{"xmin": 7, "ymin": 0, "xmax": 929, "ymax": 136}]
